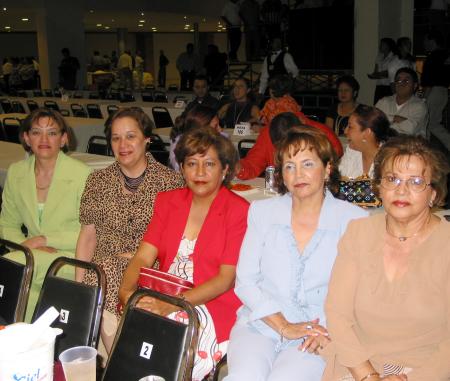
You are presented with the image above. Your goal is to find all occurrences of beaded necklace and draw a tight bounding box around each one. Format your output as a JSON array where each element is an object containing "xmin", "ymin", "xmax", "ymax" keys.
[{"xmin": 120, "ymin": 167, "xmax": 147, "ymax": 193}]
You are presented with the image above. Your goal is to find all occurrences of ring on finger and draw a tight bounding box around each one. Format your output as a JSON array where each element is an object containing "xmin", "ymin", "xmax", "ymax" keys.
[{"xmin": 306, "ymin": 324, "xmax": 313, "ymax": 330}]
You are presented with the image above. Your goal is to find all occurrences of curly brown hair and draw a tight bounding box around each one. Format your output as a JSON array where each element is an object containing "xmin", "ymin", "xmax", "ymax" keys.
[
  {"xmin": 274, "ymin": 126, "xmax": 340, "ymax": 195},
  {"xmin": 373, "ymin": 135, "xmax": 450, "ymax": 207}
]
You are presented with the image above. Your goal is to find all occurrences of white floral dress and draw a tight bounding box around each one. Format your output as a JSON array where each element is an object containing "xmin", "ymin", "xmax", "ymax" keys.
[{"xmin": 167, "ymin": 237, "xmax": 228, "ymax": 381}]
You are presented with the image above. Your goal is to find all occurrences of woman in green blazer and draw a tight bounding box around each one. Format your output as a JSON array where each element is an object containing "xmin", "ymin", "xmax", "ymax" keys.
[{"xmin": 0, "ymin": 108, "xmax": 91, "ymax": 321}]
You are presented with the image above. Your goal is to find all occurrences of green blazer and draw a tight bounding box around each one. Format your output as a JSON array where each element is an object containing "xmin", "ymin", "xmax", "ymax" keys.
[{"xmin": 0, "ymin": 151, "xmax": 91, "ymax": 252}]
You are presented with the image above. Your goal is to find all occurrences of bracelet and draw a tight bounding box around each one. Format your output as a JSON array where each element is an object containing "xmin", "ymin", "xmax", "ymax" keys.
[
  {"xmin": 177, "ymin": 293, "xmax": 186, "ymax": 301},
  {"xmin": 360, "ymin": 372, "xmax": 380, "ymax": 381},
  {"xmin": 279, "ymin": 323, "xmax": 289, "ymax": 343}
]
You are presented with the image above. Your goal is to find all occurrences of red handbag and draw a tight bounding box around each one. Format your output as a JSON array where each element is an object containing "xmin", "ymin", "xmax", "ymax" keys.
[{"xmin": 138, "ymin": 267, "xmax": 193, "ymax": 296}]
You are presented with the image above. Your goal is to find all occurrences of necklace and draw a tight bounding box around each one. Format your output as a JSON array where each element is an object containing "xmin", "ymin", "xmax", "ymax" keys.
[
  {"xmin": 233, "ymin": 102, "xmax": 249, "ymax": 126},
  {"xmin": 36, "ymin": 184, "xmax": 50, "ymax": 190},
  {"xmin": 385, "ymin": 214, "xmax": 431, "ymax": 242},
  {"xmin": 120, "ymin": 167, "xmax": 147, "ymax": 193}
]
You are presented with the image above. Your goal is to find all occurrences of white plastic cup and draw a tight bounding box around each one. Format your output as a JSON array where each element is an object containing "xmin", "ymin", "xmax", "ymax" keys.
[{"xmin": 59, "ymin": 345, "xmax": 97, "ymax": 381}]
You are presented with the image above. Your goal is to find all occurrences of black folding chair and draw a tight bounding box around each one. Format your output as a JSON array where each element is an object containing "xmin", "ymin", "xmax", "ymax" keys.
[
  {"xmin": 89, "ymin": 91, "xmax": 100, "ymax": 100},
  {"xmin": 60, "ymin": 109, "xmax": 70, "ymax": 117},
  {"xmin": 0, "ymin": 239, "xmax": 34, "ymax": 324},
  {"xmin": 17, "ymin": 90, "xmax": 28, "ymax": 98},
  {"xmin": 27, "ymin": 99, "xmax": 39, "ymax": 112},
  {"xmin": 71, "ymin": 103, "xmax": 88, "ymax": 118},
  {"xmin": 73, "ymin": 91, "xmax": 84, "ymax": 99},
  {"xmin": 168, "ymin": 84, "xmax": 178, "ymax": 91},
  {"xmin": 0, "ymin": 121, "xmax": 6, "ymax": 142},
  {"xmin": 87, "ymin": 135, "xmax": 112, "ymax": 156},
  {"xmin": 120, "ymin": 91, "xmax": 135, "ymax": 103},
  {"xmin": 2, "ymin": 117, "xmax": 22, "ymax": 143},
  {"xmin": 213, "ymin": 354, "xmax": 228, "ymax": 381},
  {"xmin": 152, "ymin": 106, "xmax": 174, "ymax": 128},
  {"xmin": 87, "ymin": 103, "xmax": 103, "ymax": 119},
  {"xmin": 154, "ymin": 91, "xmax": 168, "ymax": 103},
  {"xmin": 237, "ymin": 139, "xmax": 256, "ymax": 159},
  {"xmin": 12, "ymin": 101, "xmax": 26, "ymax": 113},
  {"xmin": 43, "ymin": 89, "xmax": 54, "ymax": 97},
  {"xmin": 53, "ymin": 89, "xmax": 62, "ymax": 98},
  {"xmin": 32, "ymin": 257, "xmax": 106, "ymax": 358},
  {"xmin": 44, "ymin": 100, "xmax": 60, "ymax": 111},
  {"xmin": 102, "ymin": 289, "xmax": 199, "ymax": 381},
  {"xmin": 0, "ymin": 99, "xmax": 13, "ymax": 113},
  {"xmin": 107, "ymin": 104, "xmax": 119, "ymax": 115},
  {"xmin": 33, "ymin": 89, "xmax": 43, "ymax": 97},
  {"xmin": 141, "ymin": 91, "xmax": 154, "ymax": 102}
]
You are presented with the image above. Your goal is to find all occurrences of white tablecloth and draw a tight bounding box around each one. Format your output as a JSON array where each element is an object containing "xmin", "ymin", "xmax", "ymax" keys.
[{"xmin": 0, "ymin": 141, "xmax": 114, "ymax": 187}]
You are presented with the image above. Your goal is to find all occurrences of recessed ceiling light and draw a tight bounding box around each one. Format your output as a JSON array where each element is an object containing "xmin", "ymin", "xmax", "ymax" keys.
[
  {"xmin": 185, "ymin": 24, "xmax": 190, "ymax": 27},
  {"xmin": 104, "ymin": 26, "xmax": 110, "ymax": 30},
  {"xmin": 111, "ymin": 19, "xmax": 115, "ymax": 22},
  {"xmin": 4, "ymin": 26, "xmax": 11, "ymax": 29},
  {"xmin": 21, "ymin": 18, "xmax": 29, "ymax": 21},
  {"xmin": 139, "ymin": 20, "xmax": 145, "ymax": 23},
  {"xmin": 202, "ymin": 18, "xmax": 206, "ymax": 22},
  {"xmin": 89, "ymin": 10, "xmax": 94, "ymax": 13},
  {"xmin": 184, "ymin": 16, "xmax": 187, "ymax": 20},
  {"xmin": 190, "ymin": 29, "xmax": 194, "ymax": 32},
  {"xmin": 138, "ymin": 24, "xmax": 143, "ymax": 27},
  {"xmin": 96, "ymin": 23, "xmax": 102, "ymax": 27},
  {"xmin": 141, "ymin": 12, "xmax": 144, "ymax": 16},
  {"xmin": 3, "ymin": 7, "xmax": 6, "ymax": 11}
]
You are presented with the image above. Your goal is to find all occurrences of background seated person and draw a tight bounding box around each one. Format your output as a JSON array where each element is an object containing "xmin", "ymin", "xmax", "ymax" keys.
[
  {"xmin": 183, "ymin": 74, "xmax": 220, "ymax": 115},
  {"xmin": 325, "ymin": 75, "xmax": 360, "ymax": 136},
  {"xmin": 0, "ymin": 108, "xmax": 91, "ymax": 321},
  {"xmin": 375, "ymin": 68, "xmax": 429, "ymax": 137},
  {"xmin": 323, "ymin": 135, "xmax": 450, "ymax": 381},
  {"xmin": 236, "ymin": 112, "xmax": 343, "ymax": 180},
  {"xmin": 218, "ymin": 77, "xmax": 260, "ymax": 129},
  {"xmin": 340, "ymin": 105, "xmax": 397, "ymax": 179},
  {"xmin": 225, "ymin": 127, "xmax": 367, "ymax": 381},
  {"xmin": 119, "ymin": 127, "xmax": 249, "ymax": 381}
]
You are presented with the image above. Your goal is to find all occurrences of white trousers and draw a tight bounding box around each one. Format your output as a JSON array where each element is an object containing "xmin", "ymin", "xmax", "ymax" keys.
[
  {"xmin": 427, "ymin": 86, "xmax": 450, "ymax": 151},
  {"xmin": 224, "ymin": 323, "xmax": 325, "ymax": 381}
]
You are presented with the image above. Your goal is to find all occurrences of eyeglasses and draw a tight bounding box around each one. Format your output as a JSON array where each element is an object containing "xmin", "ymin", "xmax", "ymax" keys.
[
  {"xmin": 379, "ymin": 175, "xmax": 431, "ymax": 192},
  {"xmin": 394, "ymin": 79, "xmax": 412, "ymax": 86}
]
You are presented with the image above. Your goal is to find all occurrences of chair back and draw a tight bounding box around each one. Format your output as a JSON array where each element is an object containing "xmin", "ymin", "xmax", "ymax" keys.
[
  {"xmin": 237, "ymin": 139, "xmax": 256, "ymax": 159},
  {"xmin": 87, "ymin": 104, "xmax": 103, "ymax": 119},
  {"xmin": 70, "ymin": 103, "xmax": 88, "ymax": 118},
  {"xmin": 11, "ymin": 101, "xmax": 26, "ymax": 114},
  {"xmin": 27, "ymin": 99, "xmax": 39, "ymax": 112},
  {"xmin": 107, "ymin": 104, "xmax": 119, "ymax": 115},
  {"xmin": 213, "ymin": 354, "xmax": 228, "ymax": 381},
  {"xmin": 31, "ymin": 257, "xmax": 106, "ymax": 358},
  {"xmin": 44, "ymin": 100, "xmax": 60, "ymax": 111},
  {"xmin": 102, "ymin": 289, "xmax": 199, "ymax": 381},
  {"xmin": 0, "ymin": 121, "xmax": 6, "ymax": 142},
  {"xmin": 154, "ymin": 91, "xmax": 168, "ymax": 103},
  {"xmin": 33, "ymin": 90, "xmax": 43, "ymax": 97},
  {"xmin": 120, "ymin": 91, "xmax": 135, "ymax": 103},
  {"xmin": 0, "ymin": 239, "xmax": 34, "ymax": 324},
  {"xmin": 87, "ymin": 135, "xmax": 111, "ymax": 156},
  {"xmin": 73, "ymin": 91, "xmax": 84, "ymax": 99},
  {"xmin": 3, "ymin": 117, "xmax": 22, "ymax": 143},
  {"xmin": 152, "ymin": 106, "xmax": 174, "ymax": 128},
  {"xmin": 141, "ymin": 91, "xmax": 154, "ymax": 102},
  {"xmin": 89, "ymin": 92, "xmax": 100, "ymax": 100},
  {"xmin": 43, "ymin": 89, "xmax": 54, "ymax": 97},
  {"xmin": 0, "ymin": 99, "xmax": 13, "ymax": 113}
]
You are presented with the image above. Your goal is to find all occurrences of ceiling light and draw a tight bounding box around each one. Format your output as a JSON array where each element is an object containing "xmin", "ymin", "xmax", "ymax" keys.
[
  {"xmin": 139, "ymin": 20, "xmax": 145, "ymax": 23},
  {"xmin": 4, "ymin": 26, "xmax": 11, "ymax": 29},
  {"xmin": 141, "ymin": 12, "xmax": 144, "ymax": 16},
  {"xmin": 138, "ymin": 24, "xmax": 143, "ymax": 27},
  {"xmin": 111, "ymin": 19, "xmax": 115, "ymax": 22},
  {"xmin": 104, "ymin": 26, "xmax": 110, "ymax": 30},
  {"xmin": 203, "ymin": 18, "xmax": 206, "ymax": 22},
  {"xmin": 96, "ymin": 23, "xmax": 102, "ymax": 27},
  {"xmin": 185, "ymin": 24, "xmax": 190, "ymax": 27},
  {"xmin": 21, "ymin": 18, "xmax": 29, "ymax": 21},
  {"xmin": 184, "ymin": 16, "xmax": 187, "ymax": 20},
  {"xmin": 190, "ymin": 29, "xmax": 194, "ymax": 32},
  {"xmin": 3, "ymin": 7, "xmax": 6, "ymax": 11},
  {"xmin": 89, "ymin": 10, "xmax": 94, "ymax": 13}
]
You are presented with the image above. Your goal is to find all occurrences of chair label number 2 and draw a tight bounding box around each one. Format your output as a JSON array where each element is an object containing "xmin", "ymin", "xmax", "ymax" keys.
[
  {"xmin": 59, "ymin": 309, "xmax": 70, "ymax": 324},
  {"xmin": 0, "ymin": 285, "xmax": 4, "ymax": 297},
  {"xmin": 140, "ymin": 342, "xmax": 154, "ymax": 360}
]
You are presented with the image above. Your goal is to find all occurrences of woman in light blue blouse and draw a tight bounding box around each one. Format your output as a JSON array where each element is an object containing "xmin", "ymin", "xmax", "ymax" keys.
[{"xmin": 225, "ymin": 127, "xmax": 368, "ymax": 381}]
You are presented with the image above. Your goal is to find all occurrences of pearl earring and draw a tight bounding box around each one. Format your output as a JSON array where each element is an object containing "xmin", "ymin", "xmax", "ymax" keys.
[
  {"xmin": 429, "ymin": 199, "xmax": 434, "ymax": 208},
  {"xmin": 362, "ymin": 139, "xmax": 367, "ymax": 143}
]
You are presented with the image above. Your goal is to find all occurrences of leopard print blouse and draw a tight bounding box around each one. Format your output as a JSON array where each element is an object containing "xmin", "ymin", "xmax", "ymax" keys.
[{"xmin": 80, "ymin": 154, "xmax": 184, "ymax": 317}]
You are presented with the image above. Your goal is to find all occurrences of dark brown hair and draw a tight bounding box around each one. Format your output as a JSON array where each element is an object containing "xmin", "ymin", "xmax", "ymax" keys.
[
  {"xmin": 352, "ymin": 104, "xmax": 397, "ymax": 144},
  {"xmin": 174, "ymin": 127, "xmax": 238, "ymax": 186},
  {"xmin": 104, "ymin": 107, "xmax": 154, "ymax": 142},
  {"xmin": 275, "ymin": 126, "xmax": 340, "ymax": 195},
  {"xmin": 20, "ymin": 108, "xmax": 73, "ymax": 152},
  {"xmin": 373, "ymin": 135, "xmax": 449, "ymax": 206}
]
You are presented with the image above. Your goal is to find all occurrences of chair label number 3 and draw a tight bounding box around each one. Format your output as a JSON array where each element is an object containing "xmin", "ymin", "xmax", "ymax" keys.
[
  {"xmin": 0, "ymin": 285, "xmax": 4, "ymax": 297},
  {"xmin": 59, "ymin": 309, "xmax": 70, "ymax": 323},
  {"xmin": 140, "ymin": 342, "xmax": 154, "ymax": 359}
]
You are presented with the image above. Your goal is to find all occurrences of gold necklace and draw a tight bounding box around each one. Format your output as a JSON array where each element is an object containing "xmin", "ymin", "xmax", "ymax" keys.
[{"xmin": 385, "ymin": 214, "xmax": 431, "ymax": 242}]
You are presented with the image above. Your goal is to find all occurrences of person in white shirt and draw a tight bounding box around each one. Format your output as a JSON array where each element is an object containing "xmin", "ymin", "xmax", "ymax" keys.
[
  {"xmin": 340, "ymin": 105, "xmax": 397, "ymax": 179},
  {"xmin": 368, "ymin": 38, "xmax": 396, "ymax": 104},
  {"xmin": 376, "ymin": 67, "xmax": 429, "ymax": 137},
  {"xmin": 221, "ymin": 0, "xmax": 242, "ymax": 61},
  {"xmin": 258, "ymin": 38, "xmax": 299, "ymax": 94},
  {"xmin": 387, "ymin": 37, "xmax": 416, "ymax": 85},
  {"xmin": 117, "ymin": 50, "xmax": 133, "ymax": 90}
]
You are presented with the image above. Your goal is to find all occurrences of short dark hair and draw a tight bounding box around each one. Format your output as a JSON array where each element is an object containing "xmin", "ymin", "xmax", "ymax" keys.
[
  {"xmin": 170, "ymin": 105, "xmax": 217, "ymax": 141},
  {"xmin": 353, "ymin": 104, "xmax": 397, "ymax": 144},
  {"xmin": 380, "ymin": 38, "xmax": 396, "ymax": 53},
  {"xmin": 193, "ymin": 74, "xmax": 209, "ymax": 84},
  {"xmin": 174, "ymin": 127, "xmax": 238, "ymax": 186},
  {"xmin": 20, "ymin": 108, "xmax": 73, "ymax": 153},
  {"xmin": 394, "ymin": 67, "xmax": 419, "ymax": 84},
  {"xmin": 336, "ymin": 75, "xmax": 360, "ymax": 98},
  {"xmin": 373, "ymin": 135, "xmax": 450, "ymax": 207},
  {"xmin": 269, "ymin": 112, "xmax": 301, "ymax": 145},
  {"xmin": 425, "ymin": 30, "xmax": 444, "ymax": 46},
  {"xmin": 268, "ymin": 74, "xmax": 293, "ymax": 98},
  {"xmin": 274, "ymin": 126, "xmax": 340, "ymax": 195},
  {"xmin": 104, "ymin": 107, "xmax": 154, "ymax": 143}
]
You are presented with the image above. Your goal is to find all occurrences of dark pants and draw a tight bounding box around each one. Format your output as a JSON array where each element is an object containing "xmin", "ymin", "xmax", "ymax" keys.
[
  {"xmin": 373, "ymin": 85, "xmax": 392, "ymax": 105},
  {"xmin": 180, "ymin": 70, "xmax": 195, "ymax": 91},
  {"xmin": 158, "ymin": 67, "xmax": 167, "ymax": 88},
  {"xmin": 244, "ymin": 27, "xmax": 260, "ymax": 61},
  {"xmin": 228, "ymin": 27, "xmax": 242, "ymax": 60}
]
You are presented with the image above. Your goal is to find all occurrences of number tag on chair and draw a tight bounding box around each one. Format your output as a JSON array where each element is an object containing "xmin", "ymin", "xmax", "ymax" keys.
[
  {"xmin": 0, "ymin": 285, "xmax": 4, "ymax": 297},
  {"xmin": 140, "ymin": 342, "xmax": 154, "ymax": 359},
  {"xmin": 59, "ymin": 309, "xmax": 70, "ymax": 323},
  {"xmin": 233, "ymin": 122, "xmax": 251, "ymax": 136},
  {"xmin": 174, "ymin": 100, "xmax": 185, "ymax": 109}
]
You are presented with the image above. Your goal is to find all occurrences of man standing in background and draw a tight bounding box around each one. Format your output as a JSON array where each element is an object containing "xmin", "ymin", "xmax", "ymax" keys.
[
  {"xmin": 176, "ymin": 43, "xmax": 197, "ymax": 91},
  {"xmin": 221, "ymin": 0, "xmax": 242, "ymax": 61},
  {"xmin": 135, "ymin": 51, "xmax": 144, "ymax": 90},
  {"xmin": 58, "ymin": 48, "xmax": 80, "ymax": 90},
  {"xmin": 118, "ymin": 50, "xmax": 133, "ymax": 90},
  {"xmin": 158, "ymin": 50, "xmax": 169, "ymax": 88}
]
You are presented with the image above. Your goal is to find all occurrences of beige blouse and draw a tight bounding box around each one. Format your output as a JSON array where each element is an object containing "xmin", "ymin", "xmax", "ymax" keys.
[{"xmin": 322, "ymin": 213, "xmax": 450, "ymax": 381}]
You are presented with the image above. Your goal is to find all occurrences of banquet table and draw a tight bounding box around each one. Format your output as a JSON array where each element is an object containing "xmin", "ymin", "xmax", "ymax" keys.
[
  {"xmin": 0, "ymin": 141, "xmax": 114, "ymax": 187},
  {"xmin": 1, "ymin": 113, "xmax": 107, "ymax": 152}
]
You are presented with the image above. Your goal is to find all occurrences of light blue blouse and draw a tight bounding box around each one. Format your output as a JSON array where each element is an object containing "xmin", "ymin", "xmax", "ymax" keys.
[{"xmin": 235, "ymin": 191, "xmax": 368, "ymax": 343}]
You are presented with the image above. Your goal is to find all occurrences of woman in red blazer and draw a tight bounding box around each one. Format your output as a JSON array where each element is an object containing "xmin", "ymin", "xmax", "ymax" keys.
[{"xmin": 119, "ymin": 127, "xmax": 249, "ymax": 380}]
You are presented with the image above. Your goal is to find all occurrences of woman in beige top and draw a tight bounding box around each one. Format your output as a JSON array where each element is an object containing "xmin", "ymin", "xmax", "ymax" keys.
[{"xmin": 323, "ymin": 135, "xmax": 450, "ymax": 381}]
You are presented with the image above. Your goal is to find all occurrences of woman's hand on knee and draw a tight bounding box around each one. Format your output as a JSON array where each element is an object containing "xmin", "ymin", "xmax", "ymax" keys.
[
  {"xmin": 283, "ymin": 318, "xmax": 328, "ymax": 340},
  {"xmin": 299, "ymin": 333, "xmax": 331, "ymax": 354}
]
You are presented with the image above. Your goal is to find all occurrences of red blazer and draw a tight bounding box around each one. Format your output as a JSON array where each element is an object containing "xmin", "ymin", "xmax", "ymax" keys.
[
  {"xmin": 143, "ymin": 186, "xmax": 249, "ymax": 343},
  {"xmin": 237, "ymin": 111, "xmax": 343, "ymax": 180}
]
